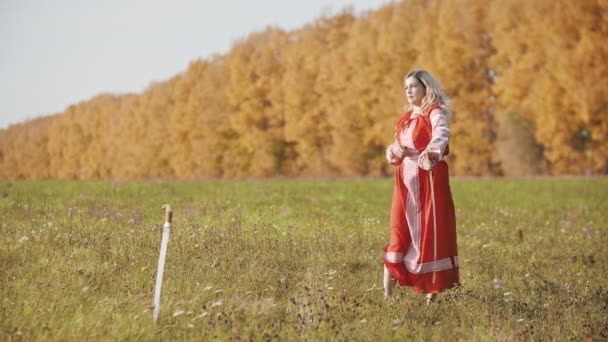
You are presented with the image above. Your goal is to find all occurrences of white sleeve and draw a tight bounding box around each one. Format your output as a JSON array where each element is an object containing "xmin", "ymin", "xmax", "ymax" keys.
[{"xmin": 426, "ymin": 109, "xmax": 451, "ymax": 160}]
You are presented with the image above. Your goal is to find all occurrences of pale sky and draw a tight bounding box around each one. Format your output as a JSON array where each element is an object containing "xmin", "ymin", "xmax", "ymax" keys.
[{"xmin": 0, "ymin": 0, "xmax": 391, "ymax": 129}]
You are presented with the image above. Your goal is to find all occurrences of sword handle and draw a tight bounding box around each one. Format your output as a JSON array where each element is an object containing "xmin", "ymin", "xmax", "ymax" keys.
[{"xmin": 162, "ymin": 204, "xmax": 172, "ymax": 226}]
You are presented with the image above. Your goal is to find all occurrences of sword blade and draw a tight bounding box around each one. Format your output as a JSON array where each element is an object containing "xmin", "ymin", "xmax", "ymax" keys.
[{"xmin": 153, "ymin": 224, "xmax": 170, "ymax": 322}]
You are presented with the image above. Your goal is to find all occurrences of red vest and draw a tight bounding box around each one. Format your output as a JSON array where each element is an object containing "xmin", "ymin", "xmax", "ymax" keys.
[{"xmin": 394, "ymin": 104, "xmax": 449, "ymax": 156}]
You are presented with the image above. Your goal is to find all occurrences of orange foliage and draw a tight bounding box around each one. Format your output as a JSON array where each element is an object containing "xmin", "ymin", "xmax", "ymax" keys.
[{"xmin": 1, "ymin": 0, "xmax": 607, "ymax": 179}]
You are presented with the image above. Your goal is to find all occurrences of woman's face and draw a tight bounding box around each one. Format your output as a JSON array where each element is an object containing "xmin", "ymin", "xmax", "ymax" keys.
[{"xmin": 404, "ymin": 76, "xmax": 426, "ymax": 107}]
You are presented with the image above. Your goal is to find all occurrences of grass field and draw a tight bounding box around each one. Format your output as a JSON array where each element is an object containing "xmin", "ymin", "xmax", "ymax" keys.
[{"xmin": 1, "ymin": 178, "xmax": 607, "ymax": 340}]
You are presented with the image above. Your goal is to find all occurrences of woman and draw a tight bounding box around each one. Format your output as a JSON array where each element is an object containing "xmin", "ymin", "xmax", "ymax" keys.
[{"xmin": 383, "ymin": 69, "xmax": 459, "ymax": 304}]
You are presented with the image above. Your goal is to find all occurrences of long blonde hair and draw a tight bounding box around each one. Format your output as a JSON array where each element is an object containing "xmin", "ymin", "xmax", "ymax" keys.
[{"xmin": 404, "ymin": 69, "xmax": 453, "ymax": 121}]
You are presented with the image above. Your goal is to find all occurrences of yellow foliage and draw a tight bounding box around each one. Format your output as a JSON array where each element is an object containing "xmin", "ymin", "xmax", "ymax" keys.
[{"xmin": 1, "ymin": 0, "xmax": 607, "ymax": 179}]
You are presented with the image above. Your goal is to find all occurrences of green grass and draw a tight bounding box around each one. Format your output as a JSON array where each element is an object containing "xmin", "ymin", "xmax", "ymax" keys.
[{"xmin": 1, "ymin": 178, "xmax": 607, "ymax": 340}]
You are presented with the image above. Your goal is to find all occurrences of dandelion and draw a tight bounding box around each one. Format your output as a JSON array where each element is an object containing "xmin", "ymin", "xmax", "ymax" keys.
[{"xmin": 140, "ymin": 266, "xmax": 147, "ymax": 272}]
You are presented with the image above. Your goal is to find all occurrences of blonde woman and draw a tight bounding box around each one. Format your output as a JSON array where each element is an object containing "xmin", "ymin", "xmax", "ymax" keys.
[{"xmin": 383, "ymin": 69, "xmax": 459, "ymax": 304}]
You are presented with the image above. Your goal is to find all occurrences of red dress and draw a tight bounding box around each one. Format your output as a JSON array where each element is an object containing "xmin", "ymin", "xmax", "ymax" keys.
[{"xmin": 383, "ymin": 105, "xmax": 459, "ymax": 293}]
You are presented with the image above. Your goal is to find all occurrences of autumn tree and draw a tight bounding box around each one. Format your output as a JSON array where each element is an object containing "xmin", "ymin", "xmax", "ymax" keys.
[
  {"xmin": 416, "ymin": 0, "xmax": 498, "ymax": 176},
  {"xmin": 314, "ymin": 10, "xmax": 361, "ymax": 176},
  {"xmin": 169, "ymin": 60, "xmax": 208, "ymax": 179},
  {"xmin": 1, "ymin": 0, "xmax": 607, "ymax": 179},
  {"xmin": 281, "ymin": 23, "xmax": 332, "ymax": 176},
  {"xmin": 224, "ymin": 28, "xmax": 288, "ymax": 178},
  {"xmin": 189, "ymin": 57, "xmax": 235, "ymax": 178}
]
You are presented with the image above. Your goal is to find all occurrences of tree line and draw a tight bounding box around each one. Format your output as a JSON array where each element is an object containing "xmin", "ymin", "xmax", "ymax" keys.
[{"xmin": 1, "ymin": 0, "xmax": 606, "ymax": 180}]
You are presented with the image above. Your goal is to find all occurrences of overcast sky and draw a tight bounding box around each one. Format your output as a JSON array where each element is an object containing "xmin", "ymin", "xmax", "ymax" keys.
[{"xmin": 0, "ymin": 0, "xmax": 391, "ymax": 129}]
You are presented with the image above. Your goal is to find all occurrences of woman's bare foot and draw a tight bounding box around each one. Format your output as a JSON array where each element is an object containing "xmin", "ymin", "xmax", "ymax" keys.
[
  {"xmin": 383, "ymin": 266, "xmax": 396, "ymax": 298},
  {"xmin": 426, "ymin": 293, "xmax": 437, "ymax": 305}
]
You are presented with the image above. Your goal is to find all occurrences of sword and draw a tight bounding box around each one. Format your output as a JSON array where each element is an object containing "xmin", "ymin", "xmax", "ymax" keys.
[
  {"xmin": 419, "ymin": 149, "xmax": 439, "ymax": 285},
  {"xmin": 426, "ymin": 153, "xmax": 438, "ymax": 285},
  {"xmin": 153, "ymin": 204, "xmax": 172, "ymax": 322}
]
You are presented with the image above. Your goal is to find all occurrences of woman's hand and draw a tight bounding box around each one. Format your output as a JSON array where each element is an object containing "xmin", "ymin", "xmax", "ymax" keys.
[
  {"xmin": 418, "ymin": 150, "xmax": 440, "ymax": 171},
  {"xmin": 390, "ymin": 142, "xmax": 405, "ymax": 159},
  {"xmin": 428, "ymin": 151, "xmax": 441, "ymax": 163}
]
